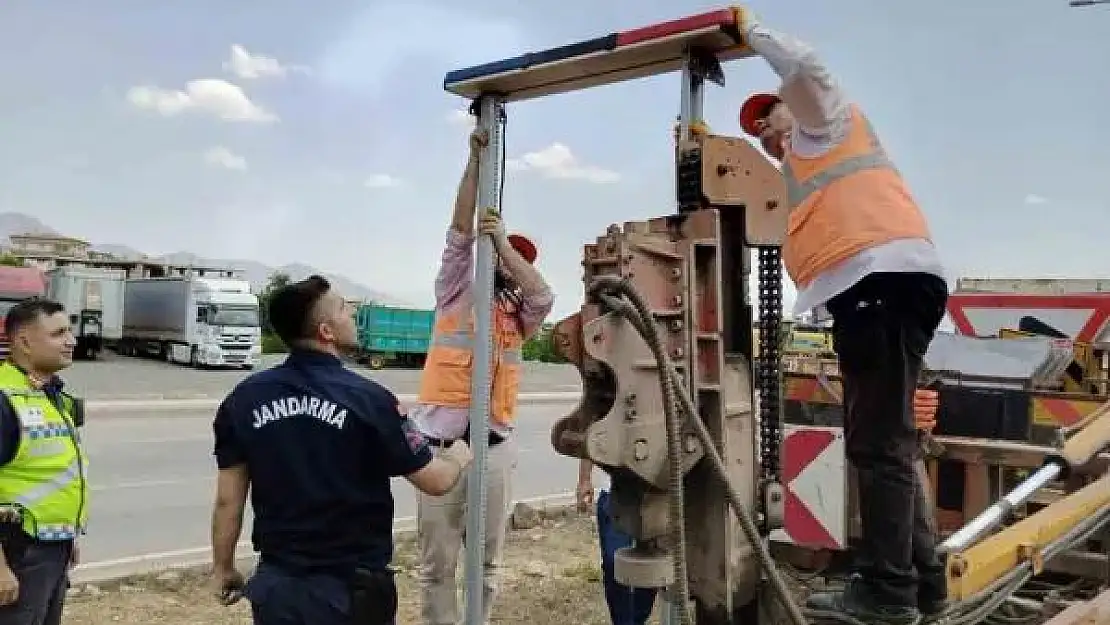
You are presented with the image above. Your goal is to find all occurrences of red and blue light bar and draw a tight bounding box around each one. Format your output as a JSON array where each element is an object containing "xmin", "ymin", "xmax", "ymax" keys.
[{"xmin": 443, "ymin": 8, "xmax": 751, "ymax": 103}]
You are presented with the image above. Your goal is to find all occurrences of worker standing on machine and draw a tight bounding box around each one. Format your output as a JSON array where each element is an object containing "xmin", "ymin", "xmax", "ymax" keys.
[
  {"xmin": 0, "ymin": 298, "xmax": 86, "ymax": 625},
  {"xmin": 208, "ymin": 275, "xmax": 474, "ymax": 625},
  {"xmin": 412, "ymin": 125, "xmax": 554, "ymax": 625},
  {"xmin": 736, "ymin": 11, "xmax": 949, "ymax": 625}
]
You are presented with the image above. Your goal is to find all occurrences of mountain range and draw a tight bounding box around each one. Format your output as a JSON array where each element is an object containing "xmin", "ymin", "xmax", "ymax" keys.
[{"xmin": 0, "ymin": 212, "xmax": 406, "ymax": 305}]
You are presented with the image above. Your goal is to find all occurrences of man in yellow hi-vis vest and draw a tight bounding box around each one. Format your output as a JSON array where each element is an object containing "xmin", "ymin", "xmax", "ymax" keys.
[
  {"xmin": 411, "ymin": 126, "xmax": 554, "ymax": 625},
  {"xmin": 0, "ymin": 298, "xmax": 87, "ymax": 625}
]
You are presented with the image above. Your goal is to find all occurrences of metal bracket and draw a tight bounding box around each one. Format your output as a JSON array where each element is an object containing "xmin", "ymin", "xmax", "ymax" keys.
[{"xmin": 687, "ymin": 47, "xmax": 725, "ymax": 87}]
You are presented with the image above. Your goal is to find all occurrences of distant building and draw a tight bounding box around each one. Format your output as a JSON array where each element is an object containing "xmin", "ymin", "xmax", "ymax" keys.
[
  {"xmin": 8, "ymin": 233, "xmax": 91, "ymax": 259},
  {"xmin": 3, "ymin": 231, "xmax": 243, "ymax": 279}
]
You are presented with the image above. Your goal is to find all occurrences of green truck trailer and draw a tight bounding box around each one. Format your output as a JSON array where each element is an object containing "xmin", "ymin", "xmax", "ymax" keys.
[{"xmin": 355, "ymin": 304, "xmax": 435, "ymax": 369}]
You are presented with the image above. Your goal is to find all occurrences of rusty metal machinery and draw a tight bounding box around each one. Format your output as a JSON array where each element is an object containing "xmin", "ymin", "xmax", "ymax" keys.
[
  {"xmin": 549, "ymin": 112, "xmax": 794, "ymax": 624},
  {"xmin": 440, "ymin": 7, "xmax": 1110, "ymax": 625}
]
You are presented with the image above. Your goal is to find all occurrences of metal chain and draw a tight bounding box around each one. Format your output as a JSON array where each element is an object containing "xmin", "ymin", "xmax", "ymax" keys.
[{"xmin": 756, "ymin": 246, "xmax": 783, "ymax": 482}]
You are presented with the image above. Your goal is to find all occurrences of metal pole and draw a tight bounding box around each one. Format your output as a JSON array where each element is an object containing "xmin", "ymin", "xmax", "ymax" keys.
[
  {"xmin": 660, "ymin": 593, "xmax": 681, "ymax": 625},
  {"xmin": 939, "ymin": 462, "xmax": 1063, "ymax": 553},
  {"xmin": 463, "ymin": 93, "xmax": 504, "ymax": 625},
  {"xmin": 1070, "ymin": 0, "xmax": 1110, "ymax": 6},
  {"xmin": 677, "ymin": 50, "xmax": 706, "ymax": 141}
]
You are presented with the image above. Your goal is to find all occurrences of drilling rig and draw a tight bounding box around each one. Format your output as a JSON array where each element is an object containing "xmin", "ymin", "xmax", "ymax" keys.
[{"xmin": 443, "ymin": 7, "xmax": 1110, "ymax": 625}]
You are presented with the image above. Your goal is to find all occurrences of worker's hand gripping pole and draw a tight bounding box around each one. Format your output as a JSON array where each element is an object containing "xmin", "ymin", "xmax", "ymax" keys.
[{"xmin": 463, "ymin": 92, "xmax": 505, "ymax": 625}]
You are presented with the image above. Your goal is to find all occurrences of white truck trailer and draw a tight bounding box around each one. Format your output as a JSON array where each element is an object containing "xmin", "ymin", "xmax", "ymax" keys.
[
  {"xmin": 119, "ymin": 276, "xmax": 262, "ymax": 369},
  {"xmin": 45, "ymin": 266, "xmax": 126, "ymax": 360}
]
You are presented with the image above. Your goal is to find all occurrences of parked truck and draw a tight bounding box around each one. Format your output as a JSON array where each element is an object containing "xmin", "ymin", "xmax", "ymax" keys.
[
  {"xmin": 45, "ymin": 266, "xmax": 125, "ymax": 360},
  {"xmin": 118, "ymin": 276, "xmax": 261, "ymax": 369},
  {"xmin": 354, "ymin": 303, "xmax": 434, "ymax": 369},
  {"xmin": 0, "ymin": 267, "xmax": 47, "ymax": 359}
]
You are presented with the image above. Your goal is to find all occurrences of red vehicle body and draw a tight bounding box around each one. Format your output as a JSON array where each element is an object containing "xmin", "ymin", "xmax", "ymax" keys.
[{"xmin": 0, "ymin": 266, "xmax": 47, "ymax": 358}]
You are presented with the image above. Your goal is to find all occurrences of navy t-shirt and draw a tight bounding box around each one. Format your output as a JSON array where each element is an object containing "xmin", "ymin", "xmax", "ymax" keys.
[{"xmin": 212, "ymin": 349, "xmax": 432, "ymax": 575}]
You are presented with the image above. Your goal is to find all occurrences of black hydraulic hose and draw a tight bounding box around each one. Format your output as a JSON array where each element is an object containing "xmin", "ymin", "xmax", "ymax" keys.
[{"xmin": 590, "ymin": 276, "xmax": 809, "ymax": 625}]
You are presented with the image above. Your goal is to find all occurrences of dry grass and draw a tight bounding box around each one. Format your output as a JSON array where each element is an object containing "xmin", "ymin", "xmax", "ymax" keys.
[{"xmin": 62, "ymin": 513, "xmax": 636, "ymax": 625}]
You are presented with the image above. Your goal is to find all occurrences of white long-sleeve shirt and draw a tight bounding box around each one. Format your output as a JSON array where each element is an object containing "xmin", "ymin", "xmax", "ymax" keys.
[{"xmin": 745, "ymin": 23, "xmax": 946, "ymax": 319}]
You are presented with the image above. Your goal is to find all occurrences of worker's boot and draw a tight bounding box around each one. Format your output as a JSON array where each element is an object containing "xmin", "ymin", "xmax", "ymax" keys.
[
  {"xmin": 916, "ymin": 573, "xmax": 947, "ymax": 623},
  {"xmin": 805, "ymin": 574, "xmax": 922, "ymax": 625}
]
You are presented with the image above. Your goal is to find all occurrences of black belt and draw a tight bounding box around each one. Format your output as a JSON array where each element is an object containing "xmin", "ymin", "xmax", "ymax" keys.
[{"xmin": 425, "ymin": 428, "xmax": 504, "ymax": 448}]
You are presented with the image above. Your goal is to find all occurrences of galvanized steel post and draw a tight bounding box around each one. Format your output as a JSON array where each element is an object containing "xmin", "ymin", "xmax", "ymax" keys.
[{"xmin": 463, "ymin": 93, "xmax": 504, "ymax": 625}]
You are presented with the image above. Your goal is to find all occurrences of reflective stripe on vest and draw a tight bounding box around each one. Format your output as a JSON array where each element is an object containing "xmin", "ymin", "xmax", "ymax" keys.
[
  {"xmin": 781, "ymin": 115, "xmax": 897, "ymax": 209},
  {"xmin": 8, "ymin": 460, "xmax": 82, "ymax": 508},
  {"xmin": 431, "ymin": 330, "xmax": 523, "ymax": 365},
  {"xmin": 780, "ymin": 106, "xmax": 931, "ymax": 289},
  {"xmin": 417, "ymin": 305, "xmax": 526, "ymax": 425}
]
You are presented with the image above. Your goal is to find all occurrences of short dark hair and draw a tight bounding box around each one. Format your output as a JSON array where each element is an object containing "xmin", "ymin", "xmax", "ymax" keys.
[
  {"xmin": 5, "ymin": 298, "xmax": 65, "ymax": 338},
  {"xmin": 267, "ymin": 275, "xmax": 331, "ymax": 346}
]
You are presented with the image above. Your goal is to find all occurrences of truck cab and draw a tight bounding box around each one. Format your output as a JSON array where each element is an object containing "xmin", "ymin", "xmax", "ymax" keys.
[
  {"xmin": 119, "ymin": 276, "xmax": 262, "ymax": 369},
  {"xmin": 0, "ymin": 267, "xmax": 47, "ymax": 359},
  {"xmin": 191, "ymin": 281, "xmax": 262, "ymax": 368}
]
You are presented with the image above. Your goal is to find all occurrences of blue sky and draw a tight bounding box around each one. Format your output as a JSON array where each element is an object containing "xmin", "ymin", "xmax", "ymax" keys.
[{"xmin": 0, "ymin": 0, "xmax": 1106, "ymax": 320}]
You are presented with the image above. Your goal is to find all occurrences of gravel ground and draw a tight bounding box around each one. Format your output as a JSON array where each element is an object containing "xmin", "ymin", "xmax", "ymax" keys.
[{"xmin": 63, "ymin": 513, "xmax": 629, "ymax": 625}]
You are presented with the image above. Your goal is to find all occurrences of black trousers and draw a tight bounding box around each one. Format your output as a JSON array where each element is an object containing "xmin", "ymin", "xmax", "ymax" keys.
[
  {"xmin": 827, "ymin": 272, "xmax": 948, "ymax": 608},
  {"xmin": 0, "ymin": 540, "xmax": 72, "ymax": 625}
]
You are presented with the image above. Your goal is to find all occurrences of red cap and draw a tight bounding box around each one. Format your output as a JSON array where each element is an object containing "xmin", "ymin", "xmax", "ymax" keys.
[
  {"xmin": 739, "ymin": 93, "xmax": 781, "ymax": 137},
  {"xmin": 508, "ymin": 234, "xmax": 537, "ymax": 264}
]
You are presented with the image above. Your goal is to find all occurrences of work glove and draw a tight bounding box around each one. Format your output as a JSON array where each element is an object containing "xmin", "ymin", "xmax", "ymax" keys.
[
  {"xmin": 913, "ymin": 388, "xmax": 940, "ymax": 433},
  {"xmin": 478, "ymin": 209, "xmax": 509, "ymax": 247},
  {"xmin": 469, "ymin": 128, "xmax": 489, "ymax": 156},
  {"xmin": 442, "ymin": 440, "xmax": 474, "ymax": 471},
  {"xmin": 731, "ymin": 5, "xmax": 759, "ymax": 48}
]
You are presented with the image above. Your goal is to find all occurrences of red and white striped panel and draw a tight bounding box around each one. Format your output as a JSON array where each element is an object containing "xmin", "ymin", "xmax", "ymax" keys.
[
  {"xmin": 947, "ymin": 293, "xmax": 1110, "ymax": 343},
  {"xmin": 770, "ymin": 425, "xmax": 847, "ymax": 551}
]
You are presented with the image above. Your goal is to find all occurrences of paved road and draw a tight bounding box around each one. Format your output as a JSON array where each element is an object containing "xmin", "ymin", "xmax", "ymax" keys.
[
  {"xmin": 63, "ymin": 352, "xmax": 583, "ymax": 400},
  {"xmin": 78, "ymin": 400, "xmax": 581, "ymax": 568}
]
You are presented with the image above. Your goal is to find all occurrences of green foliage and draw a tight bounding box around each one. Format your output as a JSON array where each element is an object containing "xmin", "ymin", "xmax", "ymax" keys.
[
  {"xmin": 522, "ymin": 322, "xmax": 566, "ymax": 363},
  {"xmin": 261, "ymin": 333, "xmax": 287, "ymax": 354},
  {"xmin": 258, "ymin": 271, "xmax": 292, "ymax": 348},
  {"xmin": 0, "ymin": 254, "xmax": 24, "ymax": 267}
]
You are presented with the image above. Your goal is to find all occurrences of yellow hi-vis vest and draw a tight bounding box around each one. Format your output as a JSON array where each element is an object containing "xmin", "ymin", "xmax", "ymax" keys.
[
  {"xmin": 0, "ymin": 363, "xmax": 88, "ymax": 541},
  {"xmin": 417, "ymin": 303, "xmax": 524, "ymax": 426}
]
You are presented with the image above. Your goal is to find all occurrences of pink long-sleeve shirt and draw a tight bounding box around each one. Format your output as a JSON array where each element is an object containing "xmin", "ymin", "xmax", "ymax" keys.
[{"xmin": 409, "ymin": 227, "xmax": 554, "ymax": 440}]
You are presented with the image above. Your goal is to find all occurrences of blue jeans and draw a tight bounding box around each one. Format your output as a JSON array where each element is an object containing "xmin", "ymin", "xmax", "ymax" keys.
[
  {"xmin": 244, "ymin": 562, "xmax": 384, "ymax": 625},
  {"xmin": 597, "ymin": 490, "xmax": 657, "ymax": 625}
]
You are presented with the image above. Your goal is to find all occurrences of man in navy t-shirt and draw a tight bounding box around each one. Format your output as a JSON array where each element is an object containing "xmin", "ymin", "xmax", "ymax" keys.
[{"xmin": 208, "ymin": 275, "xmax": 473, "ymax": 625}]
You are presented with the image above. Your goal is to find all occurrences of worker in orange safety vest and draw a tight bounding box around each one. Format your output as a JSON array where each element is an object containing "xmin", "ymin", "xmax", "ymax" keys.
[
  {"xmin": 409, "ymin": 125, "xmax": 554, "ymax": 625},
  {"xmin": 735, "ymin": 9, "xmax": 949, "ymax": 625}
]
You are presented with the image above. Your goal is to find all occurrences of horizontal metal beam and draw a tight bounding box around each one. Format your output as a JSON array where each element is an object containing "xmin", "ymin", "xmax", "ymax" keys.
[{"xmin": 442, "ymin": 8, "xmax": 753, "ymax": 102}]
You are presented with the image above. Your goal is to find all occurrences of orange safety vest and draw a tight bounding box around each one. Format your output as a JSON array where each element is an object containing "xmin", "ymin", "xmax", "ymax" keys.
[
  {"xmin": 417, "ymin": 302, "xmax": 524, "ymax": 426},
  {"xmin": 781, "ymin": 105, "xmax": 932, "ymax": 289}
]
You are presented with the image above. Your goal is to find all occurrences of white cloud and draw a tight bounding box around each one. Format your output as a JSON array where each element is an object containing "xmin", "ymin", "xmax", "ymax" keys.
[
  {"xmin": 223, "ymin": 44, "xmax": 307, "ymax": 80},
  {"xmin": 506, "ymin": 143, "xmax": 620, "ymax": 184},
  {"xmin": 203, "ymin": 146, "xmax": 247, "ymax": 171},
  {"xmin": 446, "ymin": 109, "xmax": 475, "ymax": 127},
  {"xmin": 1024, "ymin": 193, "xmax": 1048, "ymax": 205},
  {"xmin": 364, "ymin": 174, "xmax": 402, "ymax": 188},
  {"xmin": 126, "ymin": 79, "xmax": 278, "ymax": 123}
]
